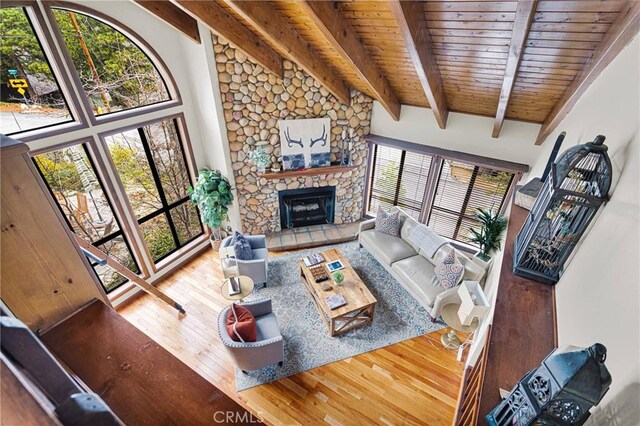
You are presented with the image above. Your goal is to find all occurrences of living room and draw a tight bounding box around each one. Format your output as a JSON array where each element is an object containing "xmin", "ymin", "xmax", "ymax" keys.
[{"xmin": 1, "ymin": 1, "xmax": 638, "ymax": 425}]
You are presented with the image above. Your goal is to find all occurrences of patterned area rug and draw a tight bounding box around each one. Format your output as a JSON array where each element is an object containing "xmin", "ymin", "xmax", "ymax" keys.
[{"xmin": 235, "ymin": 241, "xmax": 445, "ymax": 391}]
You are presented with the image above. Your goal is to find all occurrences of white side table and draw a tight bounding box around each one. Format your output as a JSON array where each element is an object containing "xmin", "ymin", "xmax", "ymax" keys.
[{"xmin": 440, "ymin": 302, "xmax": 480, "ymax": 350}]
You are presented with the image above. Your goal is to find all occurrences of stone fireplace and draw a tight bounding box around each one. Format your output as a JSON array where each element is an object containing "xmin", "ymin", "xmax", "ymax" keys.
[
  {"xmin": 213, "ymin": 35, "xmax": 373, "ymax": 234},
  {"xmin": 278, "ymin": 187, "xmax": 336, "ymax": 229}
]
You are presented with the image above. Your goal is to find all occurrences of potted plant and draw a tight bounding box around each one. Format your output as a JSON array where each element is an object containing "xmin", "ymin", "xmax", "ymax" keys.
[
  {"xmin": 248, "ymin": 146, "xmax": 271, "ymax": 174},
  {"xmin": 332, "ymin": 270, "xmax": 345, "ymax": 286},
  {"xmin": 188, "ymin": 168, "xmax": 234, "ymax": 251},
  {"xmin": 469, "ymin": 208, "xmax": 508, "ymax": 265}
]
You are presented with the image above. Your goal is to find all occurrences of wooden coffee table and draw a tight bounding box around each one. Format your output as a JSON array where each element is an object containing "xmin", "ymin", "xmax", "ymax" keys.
[{"xmin": 299, "ymin": 248, "xmax": 377, "ymax": 336}]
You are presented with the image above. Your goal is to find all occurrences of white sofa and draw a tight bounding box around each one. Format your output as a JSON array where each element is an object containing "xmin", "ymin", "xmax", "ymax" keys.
[{"xmin": 358, "ymin": 208, "xmax": 487, "ymax": 318}]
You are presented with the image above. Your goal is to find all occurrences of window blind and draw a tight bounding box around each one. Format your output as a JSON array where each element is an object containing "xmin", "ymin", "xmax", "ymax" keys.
[
  {"xmin": 366, "ymin": 142, "xmax": 516, "ymax": 248},
  {"xmin": 367, "ymin": 144, "xmax": 432, "ymax": 220},
  {"xmin": 427, "ymin": 160, "xmax": 514, "ymax": 244}
]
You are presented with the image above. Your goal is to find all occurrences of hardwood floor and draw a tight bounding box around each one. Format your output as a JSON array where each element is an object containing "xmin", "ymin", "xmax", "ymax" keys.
[{"xmin": 118, "ymin": 249, "xmax": 465, "ymax": 425}]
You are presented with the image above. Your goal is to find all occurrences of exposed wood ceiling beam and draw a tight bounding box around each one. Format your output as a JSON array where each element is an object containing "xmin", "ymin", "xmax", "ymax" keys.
[
  {"xmin": 171, "ymin": 0, "xmax": 284, "ymax": 78},
  {"xmin": 389, "ymin": 0, "xmax": 449, "ymax": 129},
  {"xmin": 535, "ymin": 1, "xmax": 640, "ymax": 145},
  {"xmin": 132, "ymin": 1, "xmax": 201, "ymax": 44},
  {"xmin": 492, "ymin": 1, "xmax": 537, "ymax": 139},
  {"xmin": 222, "ymin": 0, "xmax": 351, "ymax": 105},
  {"xmin": 300, "ymin": 1, "xmax": 401, "ymax": 121}
]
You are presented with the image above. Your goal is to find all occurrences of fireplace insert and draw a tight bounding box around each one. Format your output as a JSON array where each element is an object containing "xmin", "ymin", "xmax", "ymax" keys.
[{"xmin": 278, "ymin": 187, "xmax": 336, "ymax": 229}]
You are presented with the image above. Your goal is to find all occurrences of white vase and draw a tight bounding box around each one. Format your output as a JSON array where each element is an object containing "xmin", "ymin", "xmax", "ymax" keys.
[{"xmin": 257, "ymin": 165, "xmax": 266, "ymax": 174}]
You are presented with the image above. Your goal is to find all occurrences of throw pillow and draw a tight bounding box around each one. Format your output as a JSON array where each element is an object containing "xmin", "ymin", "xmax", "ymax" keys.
[
  {"xmin": 233, "ymin": 232, "xmax": 253, "ymax": 260},
  {"xmin": 374, "ymin": 207, "xmax": 401, "ymax": 237},
  {"xmin": 225, "ymin": 303, "xmax": 256, "ymax": 342},
  {"xmin": 435, "ymin": 249, "xmax": 464, "ymax": 289}
]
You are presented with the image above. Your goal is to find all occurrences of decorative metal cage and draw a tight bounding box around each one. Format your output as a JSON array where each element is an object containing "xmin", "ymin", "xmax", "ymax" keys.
[{"xmin": 513, "ymin": 135, "xmax": 612, "ymax": 285}]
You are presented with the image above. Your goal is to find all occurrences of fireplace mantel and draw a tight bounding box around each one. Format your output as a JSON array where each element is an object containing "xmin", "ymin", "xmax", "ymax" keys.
[{"xmin": 258, "ymin": 165, "xmax": 356, "ymax": 180}]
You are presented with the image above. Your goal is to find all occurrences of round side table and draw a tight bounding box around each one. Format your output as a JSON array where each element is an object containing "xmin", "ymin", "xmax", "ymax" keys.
[
  {"xmin": 221, "ymin": 275, "xmax": 254, "ymax": 301},
  {"xmin": 440, "ymin": 302, "xmax": 479, "ymax": 349}
]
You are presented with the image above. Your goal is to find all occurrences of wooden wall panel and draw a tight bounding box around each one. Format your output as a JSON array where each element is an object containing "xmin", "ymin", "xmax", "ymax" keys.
[{"xmin": 0, "ymin": 137, "xmax": 107, "ymax": 332}]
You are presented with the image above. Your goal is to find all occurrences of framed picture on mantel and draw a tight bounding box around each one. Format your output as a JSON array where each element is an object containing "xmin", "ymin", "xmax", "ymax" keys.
[{"xmin": 279, "ymin": 117, "xmax": 331, "ymax": 170}]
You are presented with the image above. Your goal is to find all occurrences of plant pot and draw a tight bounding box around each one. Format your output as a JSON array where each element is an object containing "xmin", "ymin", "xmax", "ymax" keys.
[
  {"xmin": 257, "ymin": 165, "xmax": 266, "ymax": 175},
  {"xmin": 474, "ymin": 252, "xmax": 493, "ymax": 269},
  {"xmin": 210, "ymin": 235, "xmax": 222, "ymax": 251}
]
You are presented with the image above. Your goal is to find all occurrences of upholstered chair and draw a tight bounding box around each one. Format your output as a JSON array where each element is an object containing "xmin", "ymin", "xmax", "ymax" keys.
[
  {"xmin": 217, "ymin": 299, "xmax": 284, "ymax": 373},
  {"xmin": 220, "ymin": 234, "xmax": 269, "ymax": 286}
]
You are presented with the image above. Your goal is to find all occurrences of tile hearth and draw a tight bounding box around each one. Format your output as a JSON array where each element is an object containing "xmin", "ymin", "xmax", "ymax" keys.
[{"xmin": 266, "ymin": 222, "xmax": 362, "ymax": 252}]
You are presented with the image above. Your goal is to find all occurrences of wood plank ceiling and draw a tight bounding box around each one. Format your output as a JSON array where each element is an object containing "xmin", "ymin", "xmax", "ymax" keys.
[{"xmin": 161, "ymin": 0, "xmax": 638, "ymax": 144}]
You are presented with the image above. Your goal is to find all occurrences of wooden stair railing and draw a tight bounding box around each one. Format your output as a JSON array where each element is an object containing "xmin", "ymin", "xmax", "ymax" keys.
[{"xmin": 454, "ymin": 325, "xmax": 492, "ymax": 426}]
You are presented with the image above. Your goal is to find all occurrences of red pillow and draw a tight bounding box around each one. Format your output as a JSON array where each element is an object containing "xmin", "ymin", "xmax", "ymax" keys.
[{"xmin": 225, "ymin": 304, "xmax": 256, "ymax": 342}]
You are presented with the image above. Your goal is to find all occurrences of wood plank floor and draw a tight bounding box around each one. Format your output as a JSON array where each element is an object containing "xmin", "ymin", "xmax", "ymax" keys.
[{"xmin": 118, "ymin": 249, "xmax": 465, "ymax": 425}]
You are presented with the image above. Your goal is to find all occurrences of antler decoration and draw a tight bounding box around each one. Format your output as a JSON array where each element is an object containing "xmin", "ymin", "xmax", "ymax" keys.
[
  {"xmin": 285, "ymin": 128, "xmax": 303, "ymax": 148},
  {"xmin": 310, "ymin": 124, "xmax": 327, "ymax": 147}
]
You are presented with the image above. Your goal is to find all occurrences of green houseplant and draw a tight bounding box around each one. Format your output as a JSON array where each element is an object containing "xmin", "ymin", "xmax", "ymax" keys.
[
  {"xmin": 332, "ymin": 270, "xmax": 345, "ymax": 286},
  {"xmin": 469, "ymin": 208, "xmax": 508, "ymax": 262},
  {"xmin": 188, "ymin": 168, "xmax": 234, "ymax": 251}
]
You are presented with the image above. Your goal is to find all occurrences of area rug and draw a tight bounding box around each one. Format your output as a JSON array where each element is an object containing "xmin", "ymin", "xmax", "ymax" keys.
[{"xmin": 235, "ymin": 241, "xmax": 445, "ymax": 391}]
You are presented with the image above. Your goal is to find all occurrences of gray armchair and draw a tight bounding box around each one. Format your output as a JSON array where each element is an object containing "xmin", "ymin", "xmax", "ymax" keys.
[
  {"xmin": 220, "ymin": 234, "xmax": 269, "ymax": 286},
  {"xmin": 217, "ymin": 299, "xmax": 284, "ymax": 373}
]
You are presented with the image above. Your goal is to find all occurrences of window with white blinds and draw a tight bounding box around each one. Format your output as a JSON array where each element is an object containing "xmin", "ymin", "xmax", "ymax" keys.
[
  {"xmin": 367, "ymin": 144, "xmax": 432, "ymax": 220},
  {"xmin": 427, "ymin": 160, "xmax": 514, "ymax": 244},
  {"xmin": 366, "ymin": 144, "xmax": 515, "ymax": 247}
]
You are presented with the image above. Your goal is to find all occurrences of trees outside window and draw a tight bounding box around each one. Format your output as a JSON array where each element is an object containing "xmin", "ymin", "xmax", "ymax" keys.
[
  {"xmin": 51, "ymin": 8, "xmax": 169, "ymax": 116},
  {"xmin": 0, "ymin": 7, "xmax": 73, "ymax": 134},
  {"xmin": 105, "ymin": 118, "xmax": 203, "ymax": 263},
  {"xmin": 34, "ymin": 144, "xmax": 140, "ymax": 291}
]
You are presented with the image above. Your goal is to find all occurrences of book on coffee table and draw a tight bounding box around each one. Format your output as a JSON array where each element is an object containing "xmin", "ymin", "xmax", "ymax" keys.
[
  {"xmin": 303, "ymin": 253, "xmax": 325, "ymax": 267},
  {"xmin": 325, "ymin": 294, "xmax": 347, "ymax": 310}
]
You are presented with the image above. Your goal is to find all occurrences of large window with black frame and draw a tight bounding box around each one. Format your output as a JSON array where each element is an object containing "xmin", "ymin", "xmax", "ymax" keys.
[
  {"xmin": 12, "ymin": 2, "xmax": 204, "ymax": 294},
  {"xmin": 34, "ymin": 143, "xmax": 141, "ymax": 292},
  {"xmin": 367, "ymin": 143, "xmax": 516, "ymax": 247},
  {"xmin": 103, "ymin": 118, "xmax": 203, "ymax": 263}
]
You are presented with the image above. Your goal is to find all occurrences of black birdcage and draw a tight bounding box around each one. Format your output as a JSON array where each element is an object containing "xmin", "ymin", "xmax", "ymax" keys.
[{"xmin": 513, "ymin": 135, "xmax": 612, "ymax": 285}]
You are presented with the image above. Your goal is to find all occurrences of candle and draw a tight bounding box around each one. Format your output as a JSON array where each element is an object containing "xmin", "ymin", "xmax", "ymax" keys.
[
  {"xmin": 341, "ymin": 128, "xmax": 346, "ymax": 139},
  {"xmin": 349, "ymin": 128, "xmax": 354, "ymax": 138}
]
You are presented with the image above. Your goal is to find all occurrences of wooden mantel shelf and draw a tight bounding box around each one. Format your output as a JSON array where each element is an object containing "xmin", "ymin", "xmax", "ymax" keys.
[{"xmin": 258, "ymin": 164, "xmax": 356, "ymax": 180}]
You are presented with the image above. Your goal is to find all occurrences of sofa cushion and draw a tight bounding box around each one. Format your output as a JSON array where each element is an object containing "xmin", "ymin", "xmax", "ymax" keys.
[
  {"xmin": 255, "ymin": 312, "xmax": 280, "ymax": 341},
  {"xmin": 251, "ymin": 248, "xmax": 268, "ymax": 261},
  {"xmin": 226, "ymin": 303, "xmax": 256, "ymax": 342},
  {"xmin": 374, "ymin": 207, "xmax": 401, "ymax": 236},
  {"xmin": 400, "ymin": 214, "xmax": 421, "ymax": 252},
  {"xmin": 233, "ymin": 232, "xmax": 253, "ymax": 260},
  {"xmin": 391, "ymin": 255, "xmax": 443, "ymax": 308},
  {"xmin": 360, "ymin": 229, "xmax": 417, "ymax": 266},
  {"xmin": 434, "ymin": 249, "xmax": 464, "ymax": 289},
  {"xmin": 421, "ymin": 244, "xmax": 486, "ymax": 283}
]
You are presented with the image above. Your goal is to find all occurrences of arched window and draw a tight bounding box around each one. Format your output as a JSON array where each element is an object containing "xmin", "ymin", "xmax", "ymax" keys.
[
  {"xmin": 51, "ymin": 8, "xmax": 171, "ymax": 116},
  {"xmin": 3, "ymin": 1, "xmax": 204, "ymax": 295}
]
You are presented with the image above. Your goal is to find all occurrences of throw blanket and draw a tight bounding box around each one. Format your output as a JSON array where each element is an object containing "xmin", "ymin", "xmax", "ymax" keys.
[{"xmin": 409, "ymin": 223, "xmax": 447, "ymax": 258}]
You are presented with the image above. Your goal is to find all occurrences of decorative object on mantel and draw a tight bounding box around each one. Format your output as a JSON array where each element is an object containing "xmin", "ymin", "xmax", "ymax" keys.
[
  {"xmin": 515, "ymin": 131, "xmax": 566, "ymax": 210},
  {"xmin": 248, "ymin": 145, "xmax": 271, "ymax": 175},
  {"xmin": 257, "ymin": 163, "xmax": 355, "ymax": 180},
  {"xmin": 279, "ymin": 117, "xmax": 331, "ymax": 170},
  {"xmin": 469, "ymin": 208, "xmax": 508, "ymax": 264},
  {"xmin": 513, "ymin": 135, "xmax": 612, "ymax": 285},
  {"xmin": 486, "ymin": 343, "xmax": 611, "ymax": 426},
  {"xmin": 340, "ymin": 126, "xmax": 356, "ymax": 166},
  {"xmin": 188, "ymin": 168, "xmax": 234, "ymax": 251}
]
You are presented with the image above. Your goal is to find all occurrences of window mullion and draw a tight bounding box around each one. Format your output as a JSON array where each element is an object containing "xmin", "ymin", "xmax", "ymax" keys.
[
  {"xmin": 393, "ymin": 150, "xmax": 407, "ymax": 206},
  {"xmin": 138, "ymin": 128, "xmax": 181, "ymax": 247},
  {"xmin": 453, "ymin": 166, "xmax": 479, "ymax": 240},
  {"xmin": 420, "ymin": 156, "xmax": 443, "ymax": 224}
]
